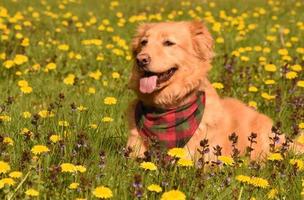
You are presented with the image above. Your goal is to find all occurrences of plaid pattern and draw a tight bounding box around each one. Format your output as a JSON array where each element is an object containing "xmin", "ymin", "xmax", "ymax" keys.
[{"xmin": 135, "ymin": 92, "xmax": 206, "ymax": 149}]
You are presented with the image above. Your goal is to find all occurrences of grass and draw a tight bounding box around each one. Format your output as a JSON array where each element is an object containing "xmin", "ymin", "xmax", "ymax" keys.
[{"xmin": 0, "ymin": 0, "xmax": 303, "ymax": 199}]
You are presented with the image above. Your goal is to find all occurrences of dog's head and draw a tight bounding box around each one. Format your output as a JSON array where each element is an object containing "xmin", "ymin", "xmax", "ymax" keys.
[{"xmin": 129, "ymin": 21, "xmax": 213, "ymax": 107}]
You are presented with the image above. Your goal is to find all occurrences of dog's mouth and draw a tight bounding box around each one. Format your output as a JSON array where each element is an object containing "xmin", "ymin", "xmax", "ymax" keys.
[{"xmin": 139, "ymin": 67, "xmax": 177, "ymax": 94}]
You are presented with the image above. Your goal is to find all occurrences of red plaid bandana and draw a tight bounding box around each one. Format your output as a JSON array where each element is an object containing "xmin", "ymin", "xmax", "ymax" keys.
[{"xmin": 135, "ymin": 92, "xmax": 206, "ymax": 149}]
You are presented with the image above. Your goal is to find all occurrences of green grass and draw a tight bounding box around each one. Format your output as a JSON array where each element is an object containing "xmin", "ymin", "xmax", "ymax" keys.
[{"xmin": 0, "ymin": 0, "xmax": 303, "ymax": 199}]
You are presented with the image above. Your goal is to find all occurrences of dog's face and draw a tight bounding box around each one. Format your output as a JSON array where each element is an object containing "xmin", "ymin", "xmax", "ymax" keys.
[{"xmin": 129, "ymin": 21, "xmax": 213, "ymax": 107}]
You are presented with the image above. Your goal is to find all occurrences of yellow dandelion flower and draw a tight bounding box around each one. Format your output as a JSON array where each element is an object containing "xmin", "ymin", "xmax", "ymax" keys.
[
  {"xmin": 31, "ymin": 145, "xmax": 50, "ymax": 155},
  {"xmin": 161, "ymin": 190, "xmax": 186, "ymax": 200},
  {"xmin": 297, "ymin": 80, "xmax": 304, "ymax": 88},
  {"xmin": 0, "ymin": 178, "xmax": 15, "ymax": 187},
  {"xmin": 248, "ymin": 86, "xmax": 258, "ymax": 92},
  {"xmin": 75, "ymin": 165, "xmax": 86, "ymax": 173},
  {"xmin": 261, "ymin": 92, "xmax": 275, "ymax": 100},
  {"xmin": 89, "ymin": 123, "xmax": 98, "ymax": 129},
  {"xmin": 177, "ymin": 158, "xmax": 194, "ymax": 167},
  {"xmin": 248, "ymin": 101, "xmax": 257, "ymax": 109},
  {"xmin": 250, "ymin": 177, "xmax": 269, "ymax": 188},
  {"xmin": 58, "ymin": 120, "xmax": 69, "ymax": 127},
  {"xmin": 218, "ymin": 155, "xmax": 234, "ymax": 166},
  {"xmin": 63, "ymin": 74, "xmax": 75, "ymax": 85},
  {"xmin": 285, "ymin": 71, "xmax": 297, "ymax": 79},
  {"xmin": 45, "ymin": 62, "xmax": 57, "ymax": 71},
  {"xmin": 291, "ymin": 64, "xmax": 302, "ymax": 72},
  {"xmin": 9, "ymin": 171, "xmax": 23, "ymax": 179},
  {"xmin": 92, "ymin": 186, "xmax": 113, "ymax": 199},
  {"xmin": 112, "ymin": 72, "xmax": 120, "ymax": 79},
  {"xmin": 140, "ymin": 162, "xmax": 157, "ymax": 171},
  {"xmin": 102, "ymin": 117, "xmax": 113, "ymax": 122},
  {"xmin": 299, "ymin": 123, "xmax": 304, "ymax": 129},
  {"xmin": 290, "ymin": 159, "xmax": 304, "ymax": 170},
  {"xmin": 89, "ymin": 70, "xmax": 102, "ymax": 80},
  {"xmin": 13, "ymin": 54, "xmax": 28, "ymax": 65},
  {"xmin": 264, "ymin": 79, "xmax": 276, "ymax": 85},
  {"xmin": 3, "ymin": 137, "xmax": 14, "ymax": 145},
  {"xmin": 58, "ymin": 44, "xmax": 69, "ymax": 51},
  {"xmin": 0, "ymin": 161, "xmax": 11, "ymax": 174},
  {"xmin": 216, "ymin": 37, "xmax": 224, "ymax": 44},
  {"xmin": 104, "ymin": 97, "xmax": 117, "ymax": 105},
  {"xmin": 88, "ymin": 87, "xmax": 96, "ymax": 94},
  {"xmin": 278, "ymin": 48, "xmax": 288, "ymax": 56},
  {"xmin": 20, "ymin": 86, "xmax": 33, "ymax": 94},
  {"xmin": 60, "ymin": 163, "xmax": 77, "ymax": 173},
  {"xmin": 25, "ymin": 188, "xmax": 39, "ymax": 196},
  {"xmin": 168, "ymin": 148, "xmax": 186, "ymax": 158},
  {"xmin": 69, "ymin": 182, "xmax": 79, "ymax": 190},
  {"xmin": 267, "ymin": 188, "xmax": 278, "ymax": 199},
  {"xmin": 49, "ymin": 135, "xmax": 61, "ymax": 143},
  {"xmin": 264, "ymin": 64, "xmax": 277, "ymax": 72},
  {"xmin": 267, "ymin": 153, "xmax": 283, "ymax": 161},
  {"xmin": 148, "ymin": 184, "xmax": 162, "ymax": 193},
  {"xmin": 18, "ymin": 80, "xmax": 28, "ymax": 87},
  {"xmin": 77, "ymin": 105, "xmax": 87, "ymax": 112},
  {"xmin": 212, "ymin": 82, "xmax": 224, "ymax": 89},
  {"xmin": 3, "ymin": 60, "xmax": 15, "ymax": 69},
  {"xmin": 0, "ymin": 115, "xmax": 11, "ymax": 122},
  {"xmin": 22, "ymin": 111, "xmax": 31, "ymax": 118}
]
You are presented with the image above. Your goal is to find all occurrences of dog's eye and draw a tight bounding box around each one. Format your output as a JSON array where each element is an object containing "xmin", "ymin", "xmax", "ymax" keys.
[
  {"xmin": 163, "ymin": 40, "xmax": 175, "ymax": 46},
  {"xmin": 140, "ymin": 40, "xmax": 148, "ymax": 46}
]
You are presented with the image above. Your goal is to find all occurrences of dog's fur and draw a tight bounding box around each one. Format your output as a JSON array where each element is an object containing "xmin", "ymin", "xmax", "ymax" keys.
[{"xmin": 126, "ymin": 21, "xmax": 301, "ymax": 161}]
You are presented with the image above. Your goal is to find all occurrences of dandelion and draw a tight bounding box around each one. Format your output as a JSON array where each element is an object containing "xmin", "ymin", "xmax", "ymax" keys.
[
  {"xmin": 291, "ymin": 64, "xmax": 302, "ymax": 72},
  {"xmin": 264, "ymin": 79, "xmax": 276, "ymax": 85},
  {"xmin": 3, "ymin": 137, "xmax": 14, "ymax": 145},
  {"xmin": 63, "ymin": 74, "xmax": 75, "ymax": 85},
  {"xmin": 102, "ymin": 117, "xmax": 113, "ymax": 122},
  {"xmin": 58, "ymin": 120, "xmax": 69, "ymax": 127},
  {"xmin": 3, "ymin": 60, "xmax": 15, "ymax": 69},
  {"xmin": 0, "ymin": 178, "xmax": 15, "ymax": 188},
  {"xmin": 69, "ymin": 182, "xmax": 79, "ymax": 190},
  {"xmin": 45, "ymin": 62, "xmax": 56, "ymax": 71},
  {"xmin": 161, "ymin": 190, "xmax": 186, "ymax": 200},
  {"xmin": 248, "ymin": 101, "xmax": 257, "ymax": 109},
  {"xmin": 23, "ymin": 111, "xmax": 31, "ymax": 118},
  {"xmin": 218, "ymin": 155, "xmax": 234, "ymax": 166},
  {"xmin": 31, "ymin": 145, "xmax": 50, "ymax": 155},
  {"xmin": 212, "ymin": 82, "xmax": 224, "ymax": 89},
  {"xmin": 9, "ymin": 171, "xmax": 23, "ymax": 178},
  {"xmin": 168, "ymin": 148, "xmax": 186, "ymax": 158},
  {"xmin": 267, "ymin": 188, "xmax": 278, "ymax": 199},
  {"xmin": 236, "ymin": 175, "xmax": 269, "ymax": 188},
  {"xmin": 104, "ymin": 97, "xmax": 117, "ymax": 105},
  {"xmin": 75, "ymin": 165, "xmax": 86, "ymax": 173},
  {"xmin": 140, "ymin": 162, "xmax": 157, "ymax": 171},
  {"xmin": 264, "ymin": 64, "xmax": 277, "ymax": 72},
  {"xmin": 92, "ymin": 186, "xmax": 113, "ymax": 199},
  {"xmin": 49, "ymin": 135, "xmax": 61, "ymax": 143},
  {"xmin": 297, "ymin": 80, "xmax": 304, "ymax": 88},
  {"xmin": 25, "ymin": 188, "xmax": 39, "ymax": 197},
  {"xmin": 290, "ymin": 159, "xmax": 304, "ymax": 170},
  {"xmin": 0, "ymin": 161, "xmax": 11, "ymax": 174},
  {"xmin": 60, "ymin": 163, "xmax": 77, "ymax": 173},
  {"xmin": 88, "ymin": 87, "xmax": 96, "ymax": 94},
  {"xmin": 261, "ymin": 92, "xmax": 275, "ymax": 100},
  {"xmin": 58, "ymin": 44, "xmax": 69, "ymax": 51},
  {"xmin": 147, "ymin": 184, "xmax": 162, "ymax": 193},
  {"xmin": 177, "ymin": 158, "xmax": 194, "ymax": 167},
  {"xmin": 112, "ymin": 72, "xmax": 120, "ymax": 79},
  {"xmin": 285, "ymin": 71, "xmax": 297, "ymax": 79},
  {"xmin": 267, "ymin": 153, "xmax": 283, "ymax": 161},
  {"xmin": 248, "ymin": 86, "xmax": 258, "ymax": 92},
  {"xmin": 13, "ymin": 54, "xmax": 28, "ymax": 65}
]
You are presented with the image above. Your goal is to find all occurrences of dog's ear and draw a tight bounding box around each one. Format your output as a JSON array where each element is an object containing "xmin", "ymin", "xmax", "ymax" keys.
[
  {"xmin": 189, "ymin": 21, "xmax": 214, "ymax": 62},
  {"xmin": 131, "ymin": 23, "xmax": 154, "ymax": 56}
]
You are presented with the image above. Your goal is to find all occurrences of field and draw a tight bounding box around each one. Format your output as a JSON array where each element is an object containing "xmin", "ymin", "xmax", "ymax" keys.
[{"xmin": 0, "ymin": 0, "xmax": 304, "ymax": 199}]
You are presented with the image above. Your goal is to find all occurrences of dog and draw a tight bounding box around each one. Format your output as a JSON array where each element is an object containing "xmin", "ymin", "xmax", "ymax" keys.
[{"xmin": 126, "ymin": 21, "xmax": 302, "ymax": 161}]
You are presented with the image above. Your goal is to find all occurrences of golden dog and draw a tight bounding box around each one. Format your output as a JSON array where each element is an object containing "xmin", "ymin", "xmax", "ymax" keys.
[{"xmin": 126, "ymin": 21, "xmax": 301, "ymax": 161}]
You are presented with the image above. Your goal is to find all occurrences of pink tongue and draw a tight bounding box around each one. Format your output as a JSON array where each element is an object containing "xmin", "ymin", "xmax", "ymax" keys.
[{"xmin": 139, "ymin": 75, "xmax": 158, "ymax": 93}]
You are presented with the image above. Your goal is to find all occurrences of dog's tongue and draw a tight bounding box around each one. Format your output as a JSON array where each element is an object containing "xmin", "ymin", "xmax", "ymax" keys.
[{"xmin": 139, "ymin": 75, "xmax": 158, "ymax": 93}]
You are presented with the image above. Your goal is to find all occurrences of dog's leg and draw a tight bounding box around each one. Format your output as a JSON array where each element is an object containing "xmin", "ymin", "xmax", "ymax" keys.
[{"xmin": 126, "ymin": 100, "xmax": 147, "ymax": 157}]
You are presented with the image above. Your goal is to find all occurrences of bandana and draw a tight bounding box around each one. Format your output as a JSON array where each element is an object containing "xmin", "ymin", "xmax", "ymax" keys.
[{"xmin": 135, "ymin": 92, "xmax": 205, "ymax": 149}]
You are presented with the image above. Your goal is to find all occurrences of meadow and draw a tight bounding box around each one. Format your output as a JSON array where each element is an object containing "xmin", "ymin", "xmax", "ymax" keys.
[{"xmin": 0, "ymin": 0, "xmax": 304, "ymax": 199}]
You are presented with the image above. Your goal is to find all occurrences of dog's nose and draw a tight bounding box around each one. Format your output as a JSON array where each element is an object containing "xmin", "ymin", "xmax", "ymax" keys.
[{"xmin": 136, "ymin": 53, "xmax": 151, "ymax": 68}]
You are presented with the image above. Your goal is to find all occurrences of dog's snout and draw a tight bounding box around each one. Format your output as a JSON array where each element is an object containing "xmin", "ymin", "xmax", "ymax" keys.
[{"xmin": 136, "ymin": 53, "xmax": 151, "ymax": 68}]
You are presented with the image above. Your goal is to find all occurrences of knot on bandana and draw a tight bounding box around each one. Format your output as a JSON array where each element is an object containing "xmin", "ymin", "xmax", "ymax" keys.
[{"xmin": 135, "ymin": 92, "xmax": 206, "ymax": 149}]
